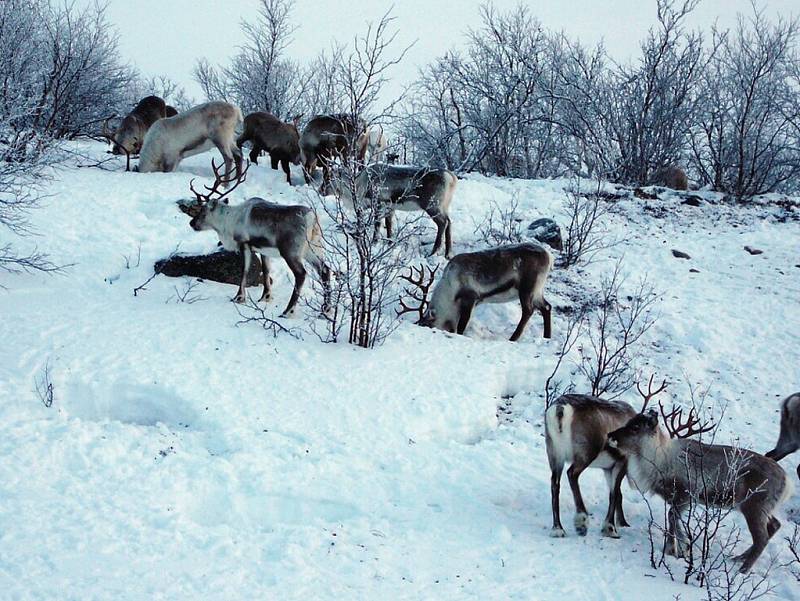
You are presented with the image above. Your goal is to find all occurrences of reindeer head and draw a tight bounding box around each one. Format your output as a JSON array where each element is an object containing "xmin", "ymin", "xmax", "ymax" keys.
[
  {"xmin": 177, "ymin": 159, "xmax": 249, "ymax": 230},
  {"xmin": 106, "ymin": 115, "xmax": 143, "ymax": 156},
  {"xmin": 606, "ymin": 410, "xmax": 661, "ymax": 456}
]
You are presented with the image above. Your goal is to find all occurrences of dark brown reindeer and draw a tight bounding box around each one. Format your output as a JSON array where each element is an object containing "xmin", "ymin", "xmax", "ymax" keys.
[
  {"xmin": 105, "ymin": 96, "xmax": 170, "ymax": 158},
  {"xmin": 236, "ymin": 112, "xmax": 302, "ymax": 185},
  {"xmin": 177, "ymin": 161, "xmax": 330, "ymax": 316},
  {"xmin": 607, "ymin": 392, "xmax": 792, "ymax": 573},
  {"xmin": 300, "ymin": 113, "xmax": 366, "ymax": 192},
  {"xmin": 545, "ymin": 376, "xmax": 667, "ymax": 539},
  {"xmin": 765, "ymin": 392, "xmax": 800, "ymax": 481},
  {"xmin": 418, "ymin": 243, "xmax": 552, "ymax": 341}
]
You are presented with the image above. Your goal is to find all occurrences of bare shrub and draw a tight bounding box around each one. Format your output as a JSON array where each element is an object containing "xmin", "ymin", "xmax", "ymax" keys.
[
  {"xmin": 787, "ymin": 525, "xmax": 800, "ymax": 583},
  {"xmin": 167, "ymin": 279, "xmax": 207, "ymax": 305},
  {"xmin": 576, "ymin": 261, "xmax": 659, "ymax": 398},
  {"xmin": 34, "ymin": 360, "xmax": 54, "ymax": 408},
  {"xmin": 543, "ymin": 307, "xmax": 585, "ymax": 407},
  {"xmin": 558, "ymin": 182, "xmax": 614, "ymax": 269},
  {"xmin": 234, "ymin": 299, "xmax": 300, "ymax": 339},
  {"xmin": 473, "ymin": 196, "xmax": 523, "ymax": 246}
]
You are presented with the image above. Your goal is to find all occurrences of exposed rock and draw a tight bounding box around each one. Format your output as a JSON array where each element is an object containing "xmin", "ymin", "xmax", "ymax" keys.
[
  {"xmin": 744, "ymin": 246, "xmax": 764, "ymax": 256},
  {"xmin": 634, "ymin": 188, "xmax": 659, "ymax": 200},
  {"xmin": 682, "ymin": 196, "xmax": 703, "ymax": 207},
  {"xmin": 154, "ymin": 250, "xmax": 262, "ymax": 286},
  {"xmin": 527, "ymin": 218, "xmax": 563, "ymax": 250},
  {"xmin": 690, "ymin": 268, "xmax": 700, "ymax": 273},
  {"xmin": 672, "ymin": 249, "xmax": 691, "ymax": 259}
]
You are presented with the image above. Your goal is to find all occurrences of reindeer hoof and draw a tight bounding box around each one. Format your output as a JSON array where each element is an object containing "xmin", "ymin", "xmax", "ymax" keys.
[
  {"xmin": 550, "ymin": 528, "xmax": 566, "ymax": 538},
  {"xmin": 258, "ymin": 294, "xmax": 272, "ymax": 303},
  {"xmin": 574, "ymin": 513, "xmax": 588, "ymax": 536},
  {"xmin": 233, "ymin": 295, "xmax": 247, "ymax": 304},
  {"xmin": 601, "ymin": 523, "xmax": 620, "ymax": 539}
]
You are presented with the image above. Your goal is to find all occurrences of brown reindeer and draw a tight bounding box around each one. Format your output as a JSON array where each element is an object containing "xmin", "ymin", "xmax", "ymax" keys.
[
  {"xmin": 300, "ymin": 114, "xmax": 366, "ymax": 192},
  {"xmin": 419, "ymin": 243, "xmax": 552, "ymax": 340},
  {"xmin": 766, "ymin": 392, "xmax": 800, "ymax": 481},
  {"xmin": 106, "ymin": 95, "xmax": 170, "ymax": 157},
  {"xmin": 607, "ymin": 404, "xmax": 792, "ymax": 573},
  {"xmin": 236, "ymin": 112, "xmax": 301, "ymax": 185},
  {"xmin": 650, "ymin": 165, "xmax": 689, "ymax": 190},
  {"xmin": 545, "ymin": 376, "xmax": 667, "ymax": 538},
  {"xmin": 177, "ymin": 161, "xmax": 330, "ymax": 316}
]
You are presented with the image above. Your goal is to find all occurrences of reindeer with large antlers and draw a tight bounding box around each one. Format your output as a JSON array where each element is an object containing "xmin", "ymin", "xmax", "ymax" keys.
[
  {"xmin": 178, "ymin": 160, "xmax": 331, "ymax": 316},
  {"xmin": 608, "ymin": 378, "xmax": 793, "ymax": 573}
]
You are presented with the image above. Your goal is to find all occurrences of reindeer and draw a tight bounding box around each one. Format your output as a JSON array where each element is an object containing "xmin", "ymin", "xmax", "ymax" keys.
[
  {"xmin": 137, "ymin": 101, "xmax": 243, "ymax": 186},
  {"xmin": 105, "ymin": 95, "xmax": 170, "ymax": 158},
  {"xmin": 607, "ymin": 396, "xmax": 792, "ymax": 573},
  {"xmin": 766, "ymin": 392, "xmax": 800, "ymax": 480},
  {"xmin": 544, "ymin": 377, "xmax": 667, "ymax": 539},
  {"xmin": 300, "ymin": 113, "xmax": 366, "ymax": 192},
  {"xmin": 236, "ymin": 112, "xmax": 301, "ymax": 185},
  {"xmin": 649, "ymin": 165, "xmax": 689, "ymax": 190},
  {"xmin": 177, "ymin": 161, "xmax": 330, "ymax": 316},
  {"xmin": 359, "ymin": 124, "xmax": 388, "ymax": 164},
  {"xmin": 335, "ymin": 164, "xmax": 457, "ymax": 258},
  {"xmin": 417, "ymin": 243, "xmax": 552, "ymax": 341}
]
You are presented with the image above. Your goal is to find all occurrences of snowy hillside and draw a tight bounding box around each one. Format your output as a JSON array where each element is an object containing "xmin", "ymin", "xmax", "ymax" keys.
[{"xmin": 1, "ymin": 142, "xmax": 798, "ymax": 600}]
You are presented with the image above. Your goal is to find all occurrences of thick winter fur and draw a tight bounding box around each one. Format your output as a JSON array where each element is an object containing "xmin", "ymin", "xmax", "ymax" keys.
[
  {"xmin": 766, "ymin": 392, "xmax": 800, "ymax": 480},
  {"xmin": 236, "ymin": 112, "xmax": 301, "ymax": 185},
  {"xmin": 179, "ymin": 196, "xmax": 330, "ymax": 316},
  {"xmin": 300, "ymin": 113, "xmax": 366, "ymax": 191},
  {"xmin": 608, "ymin": 412, "xmax": 792, "ymax": 573},
  {"xmin": 111, "ymin": 95, "xmax": 169, "ymax": 155},
  {"xmin": 337, "ymin": 164, "xmax": 457, "ymax": 257},
  {"xmin": 545, "ymin": 395, "xmax": 637, "ymax": 538},
  {"xmin": 420, "ymin": 243, "xmax": 553, "ymax": 340},
  {"xmin": 138, "ymin": 101, "xmax": 244, "ymax": 185},
  {"xmin": 650, "ymin": 165, "xmax": 689, "ymax": 190},
  {"xmin": 359, "ymin": 124, "xmax": 388, "ymax": 164}
]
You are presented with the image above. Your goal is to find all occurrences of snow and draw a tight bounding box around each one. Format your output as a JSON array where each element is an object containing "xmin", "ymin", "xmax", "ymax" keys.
[{"xmin": 1, "ymin": 142, "xmax": 798, "ymax": 600}]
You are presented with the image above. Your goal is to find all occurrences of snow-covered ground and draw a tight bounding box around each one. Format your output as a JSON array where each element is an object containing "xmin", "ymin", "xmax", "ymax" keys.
[{"xmin": 1, "ymin": 143, "xmax": 798, "ymax": 600}]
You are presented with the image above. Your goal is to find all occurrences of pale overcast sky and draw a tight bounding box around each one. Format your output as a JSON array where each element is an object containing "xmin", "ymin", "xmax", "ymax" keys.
[{"xmin": 89, "ymin": 0, "xmax": 797, "ymax": 103}]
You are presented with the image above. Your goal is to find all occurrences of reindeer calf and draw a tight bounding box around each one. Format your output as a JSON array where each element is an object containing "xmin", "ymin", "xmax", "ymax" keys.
[
  {"xmin": 236, "ymin": 112, "xmax": 301, "ymax": 185},
  {"xmin": 420, "ymin": 243, "xmax": 552, "ymax": 340},
  {"xmin": 546, "ymin": 394, "xmax": 637, "ymax": 538},
  {"xmin": 766, "ymin": 392, "xmax": 800, "ymax": 480},
  {"xmin": 608, "ymin": 411, "xmax": 792, "ymax": 573}
]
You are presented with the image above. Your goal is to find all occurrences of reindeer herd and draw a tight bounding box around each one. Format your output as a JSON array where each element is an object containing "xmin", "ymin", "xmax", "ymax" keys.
[{"xmin": 104, "ymin": 94, "xmax": 799, "ymax": 575}]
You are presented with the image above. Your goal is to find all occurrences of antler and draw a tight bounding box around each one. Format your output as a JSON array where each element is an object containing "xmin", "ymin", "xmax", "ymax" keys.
[
  {"xmin": 637, "ymin": 373, "xmax": 668, "ymax": 412},
  {"xmin": 658, "ymin": 403, "xmax": 714, "ymax": 439},
  {"xmin": 188, "ymin": 159, "xmax": 249, "ymax": 204},
  {"xmin": 396, "ymin": 264, "xmax": 439, "ymax": 322}
]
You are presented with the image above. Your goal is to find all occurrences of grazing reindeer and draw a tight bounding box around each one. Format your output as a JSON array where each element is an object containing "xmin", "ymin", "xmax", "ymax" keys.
[
  {"xmin": 419, "ymin": 243, "xmax": 552, "ymax": 340},
  {"xmin": 106, "ymin": 95, "xmax": 170, "ymax": 157},
  {"xmin": 359, "ymin": 124, "xmax": 388, "ymax": 164},
  {"xmin": 607, "ymin": 399, "xmax": 792, "ymax": 573},
  {"xmin": 649, "ymin": 165, "xmax": 689, "ymax": 190},
  {"xmin": 177, "ymin": 161, "xmax": 330, "ymax": 316},
  {"xmin": 236, "ymin": 112, "xmax": 302, "ymax": 184},
  {"xmin": 766, "ymin": 392, "xmax": 800, "ymax": 480},
  {"xmin": 545, "ymin": 376, "xmax": 666, "ymax": 538},
  {"xmin": 300, "ymin": 114, "xmax": 366, "ymax": 191},
  {"xmin": 335, "ymin": 164, "xmax": 457, "ymax": 257},
  {"xmin": 138, "ymin": 101, "xmax": 243, "ymax": 186}
]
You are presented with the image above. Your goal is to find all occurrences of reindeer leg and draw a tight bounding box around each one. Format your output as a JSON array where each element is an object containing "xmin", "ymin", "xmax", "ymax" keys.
[
  {"xmin": 234, "ymin": 244, "xmax": 251, "ymax": 304},
  {"xmin": 280, "ymin": 254, "xmax": 306, "ymax": 318},
  {"xmin": 213, "ymin": 140, "xmax": 235, "ymax": 188},
  {"xmin": 429, "ymin": 213, "xmax": 448, "ymax": 256},
  {"xmin": 271, "ymin": 154, "xmax": 279, "ymax": 171},
  {"xmin": 510, "ymin": 283, "xmax": 535, "ymax": 342},
  {"xmin": 550, "ymin": 462, "xmax": 566, "ymax": 538},
  {"xmin": 385, "ymin": 212, "xmax": 394, "ymax": 239},
  {"xmin": 540, "ymin": 299, "xmax": 552, "ymax": 339},
  {"xmin": 444, "ymin": 215, "xmax": 453, "ymax": 258},
  {"xmin": 567, "ymin": 459, "xmax": 591, "ymax": 536},
  {"xmin": 248, "ymin": 142, "xmax": 261, "ymax": 165},
  {"xmin": 282, "ymin": 158, "xmax": 292, "ymax": 185},
  {"xmin": 456, "ymin": 293, "xmax": 477, "ymax": 335},
  {"xmin": 258, "ymin": 254, "xmax": 272, "ymax": 303},
  {"xmin": 736, "ymin": 506, "xmax": 770, "ymax": 573},
  {"xmin": 666, "ymin": 499, "xmax": 689, "ymax": 558},
  {"xmin": 613, "ymin": 463, "xmax": 630, "ymax": 528}
]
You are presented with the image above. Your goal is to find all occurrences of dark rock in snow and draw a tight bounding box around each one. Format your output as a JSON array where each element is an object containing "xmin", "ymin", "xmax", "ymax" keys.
[
  {"xmin": 744, "ymin": 246, "xmax": 764, "ymax": 256},
  {"xmin": 155, "ymin": 250, "xmax": 262, "ymax": 286},
  {"xmin": 682, "ymin": 196, "xmax": 703, "ymax": 207},
  {"xmin": 527, "ymin": 218, "xmax": 563, "ymax": 250},
  {"xmin": 690, "ymin": 268, "xmax": 700, "ymax": 273},
  {"xmin": 634, "ymin": 188, "xmax": 659, "ymax": 200},
  {"xmin": 672, "ymin": 249, "xmax": 691, "ymax": 259}
]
